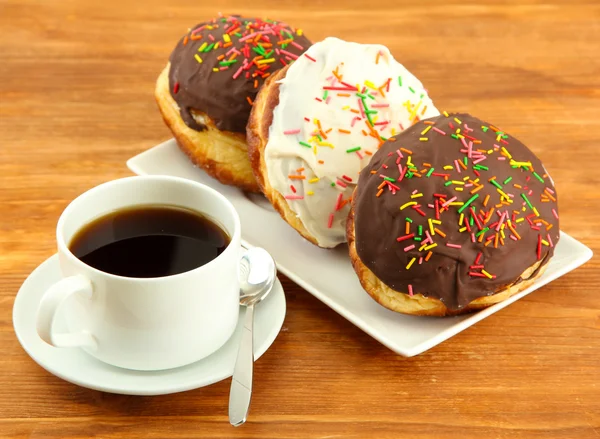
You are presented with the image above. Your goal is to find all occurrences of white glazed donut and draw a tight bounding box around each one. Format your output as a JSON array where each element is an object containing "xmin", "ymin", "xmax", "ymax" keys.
[{"xmin": 247, "ymin": 37, "xmax": 440, "ymax": 248}]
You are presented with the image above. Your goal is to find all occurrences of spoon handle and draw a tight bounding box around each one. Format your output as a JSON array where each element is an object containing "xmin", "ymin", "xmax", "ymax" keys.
[{"xmin": 229, "ymin": 304, "xmax": 255, "ymax": 427}]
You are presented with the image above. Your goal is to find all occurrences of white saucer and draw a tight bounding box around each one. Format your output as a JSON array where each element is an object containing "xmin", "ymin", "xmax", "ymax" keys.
[{"xmin": 13, "ymin": 254, "xmax": 286, "ymax": 395}]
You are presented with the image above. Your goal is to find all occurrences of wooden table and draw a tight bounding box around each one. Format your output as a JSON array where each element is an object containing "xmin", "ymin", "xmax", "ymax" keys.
[{"xmin": 1, "ymin": 1, "xmax": 599, "ymax": 437}]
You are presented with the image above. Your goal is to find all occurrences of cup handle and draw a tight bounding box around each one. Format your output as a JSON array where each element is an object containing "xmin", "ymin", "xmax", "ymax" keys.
[{"xmin": 36, "ymin": 274, "xmax": 97, "ymax": 350}]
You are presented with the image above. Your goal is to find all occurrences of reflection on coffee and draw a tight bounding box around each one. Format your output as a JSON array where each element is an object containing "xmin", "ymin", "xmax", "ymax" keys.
[{"xmin": 69, "ymin": 205, "xmax": 230, "ymax": 278}]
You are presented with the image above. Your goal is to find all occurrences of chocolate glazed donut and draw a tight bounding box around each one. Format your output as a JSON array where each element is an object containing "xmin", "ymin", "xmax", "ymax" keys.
[
  {"xmin": 348, "ymin": 113, "xmax": 560, "ymax": 316},
  {"xmin": 155, "ymin": 15, "xmax": 311, "ymax": 192},
  {"xmin": 168, "ymin": 16, "xmax": 312, "ymax": 133}
]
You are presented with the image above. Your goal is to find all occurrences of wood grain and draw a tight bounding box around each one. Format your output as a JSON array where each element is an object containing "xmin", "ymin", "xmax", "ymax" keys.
[{"xmin": 1, "ymin": 0, "xmax": 599, "ymax": 437}]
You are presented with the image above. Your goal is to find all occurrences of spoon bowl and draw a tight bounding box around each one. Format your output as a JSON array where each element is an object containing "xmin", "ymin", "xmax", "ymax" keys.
[{"xmin": 238, "ymin": 248, "xmax": 277, "ymax": 306}]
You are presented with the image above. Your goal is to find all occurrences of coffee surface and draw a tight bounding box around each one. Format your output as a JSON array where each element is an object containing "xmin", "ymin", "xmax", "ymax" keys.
[{"xmin": 69, "ymin": 205, "xmax": 230, "ymax": 278}]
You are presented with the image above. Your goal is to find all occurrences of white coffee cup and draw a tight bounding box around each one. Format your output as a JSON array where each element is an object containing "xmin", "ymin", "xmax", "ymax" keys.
[{"xmin": 35, "ymin": 175, "xmax": 241, "ymax": 371}]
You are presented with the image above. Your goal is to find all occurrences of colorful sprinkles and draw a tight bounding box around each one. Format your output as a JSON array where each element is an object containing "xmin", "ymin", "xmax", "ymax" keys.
[
  {"xmin": 363, "ymin": 113, "xmax": 559, "ymax": 299},
  {"xmin": 277, "ymin": 43, "xmax": 437, "ymax": 235},
  {"xmin": 174, "ymin": 15, "xmax": 308, "ymax": 106}
]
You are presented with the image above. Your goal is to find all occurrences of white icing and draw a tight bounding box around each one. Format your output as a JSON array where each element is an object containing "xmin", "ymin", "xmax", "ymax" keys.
[{"xmin": 264, "ymin": 37, "xmax": 440, "ymax": 248}]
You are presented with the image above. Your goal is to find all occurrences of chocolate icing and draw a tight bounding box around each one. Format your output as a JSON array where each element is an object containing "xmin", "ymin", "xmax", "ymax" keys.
[
  {"xmin": 353, "ymin": 113, "xmax": 560, "ymax": 311},
  {"xmin": 168, "ymin": 16, "xmax": 311, "ymax": 133}
]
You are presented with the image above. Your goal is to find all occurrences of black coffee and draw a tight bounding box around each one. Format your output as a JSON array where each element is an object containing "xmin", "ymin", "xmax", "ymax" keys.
[{"xmin": 69, "ymin": 205, "xmax": 230, "ymax": 278}]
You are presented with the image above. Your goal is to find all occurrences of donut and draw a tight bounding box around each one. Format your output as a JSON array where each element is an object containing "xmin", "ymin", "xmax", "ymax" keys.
[
  {"xmin": 155, "ymin": 15, "xmax": 312, "ymax": 192},
  {"xmin": 347, "ymin": 113, "xmax": 560, "ymax": 316},
  {"xmin": 247, "ymin": 37, "xmax": 440, "ymax": 247}
]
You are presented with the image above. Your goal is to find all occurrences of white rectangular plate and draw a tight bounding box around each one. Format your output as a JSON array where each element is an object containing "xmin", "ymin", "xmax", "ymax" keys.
[{"xmin": 127, "ymin": 139, "xmax": 593, "ymax": 356}]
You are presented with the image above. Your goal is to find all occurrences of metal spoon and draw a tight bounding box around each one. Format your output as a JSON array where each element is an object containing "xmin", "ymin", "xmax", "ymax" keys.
[{"xmin": 228, "ymin": 247, "xmax": 277, "ymax": 427}]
